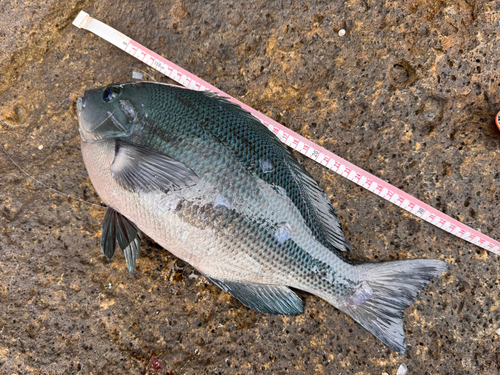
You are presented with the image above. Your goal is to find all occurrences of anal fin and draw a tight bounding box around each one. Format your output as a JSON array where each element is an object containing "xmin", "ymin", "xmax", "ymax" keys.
[{"xmin": 205, "ymin": 276, "xmax": 303, "ymax": 315}]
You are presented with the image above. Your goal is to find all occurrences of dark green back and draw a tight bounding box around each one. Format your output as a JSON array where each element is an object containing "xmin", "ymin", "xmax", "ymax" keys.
[{"xmin": 134, "ymin": 83, "xmax": 351, "ymax": 256}]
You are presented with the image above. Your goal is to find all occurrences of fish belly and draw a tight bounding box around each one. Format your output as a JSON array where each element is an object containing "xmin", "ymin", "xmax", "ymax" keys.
[{"xmin": 80, "ymin": 138, "xmax": 357, "ymax": 303}]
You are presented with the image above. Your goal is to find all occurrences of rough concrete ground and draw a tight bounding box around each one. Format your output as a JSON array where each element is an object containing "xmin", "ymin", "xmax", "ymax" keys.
[{"xmin": 1, "ymin": 0, "xmax": 499, "ymax": 374}]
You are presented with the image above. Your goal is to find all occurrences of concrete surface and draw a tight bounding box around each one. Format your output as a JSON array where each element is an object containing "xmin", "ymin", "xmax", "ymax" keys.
[{"xmin": 1, "ymin": 0, "xmax": 499, "ymax": 374}]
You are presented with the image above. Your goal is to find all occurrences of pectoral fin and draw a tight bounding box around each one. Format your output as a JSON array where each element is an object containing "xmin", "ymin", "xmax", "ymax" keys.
[
  {"xmin": 110, "ymin": 141, "xmax": 199, "ymax": 193},
  {"xmin": 101, "ymin": 207, "xmax": 142, "ymax": 273},
  {"xmin": 205, "ymin": 276, "xmax": 303, "ymax": 315}
]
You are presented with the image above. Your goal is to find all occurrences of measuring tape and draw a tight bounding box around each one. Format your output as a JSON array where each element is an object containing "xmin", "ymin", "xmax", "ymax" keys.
[{"xmin": 72, "ymin": 11, "xmax": 500, "ymax": 256}]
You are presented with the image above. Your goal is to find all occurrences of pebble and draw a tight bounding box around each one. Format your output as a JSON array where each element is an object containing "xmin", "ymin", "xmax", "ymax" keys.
[
  {"xmin": 338, "ymin": 28, "xmax": 346, "ymax": 36},
  {"xmin": 38, "ymin": 145, "xmax": 43, "ymax": 150},
  {"xmin": 396, "ymin": 363, "xmax": 408, "ymax": 375},
  {"xmin": 458, "ymin": 86, "xmax": 471, "ymax": 96},
  {"xmin": 496, "ymin": 328, "xmax": 500, "ymax": 336}
]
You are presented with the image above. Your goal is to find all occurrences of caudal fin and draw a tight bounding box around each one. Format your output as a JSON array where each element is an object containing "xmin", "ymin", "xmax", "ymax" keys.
[{"xmin": 339, "ymin": 259, "xmax": 447, "ymax": 354}]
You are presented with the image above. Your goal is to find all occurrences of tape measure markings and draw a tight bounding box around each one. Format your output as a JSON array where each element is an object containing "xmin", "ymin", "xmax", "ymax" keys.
[{"xmin": 72, "ymin": 11, "xmax": 500, "ymax": 256}]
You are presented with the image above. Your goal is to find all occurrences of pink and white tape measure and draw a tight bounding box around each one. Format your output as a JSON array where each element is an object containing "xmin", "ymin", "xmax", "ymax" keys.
[{"xmin": 73, "ymin": 11, "xmax": 500, "ymax": 256}]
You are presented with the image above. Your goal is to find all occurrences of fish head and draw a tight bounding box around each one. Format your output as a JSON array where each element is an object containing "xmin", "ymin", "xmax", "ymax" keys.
[{"xmin": 77, "ymin": 83, "xmax": 150, "ymax": 142}]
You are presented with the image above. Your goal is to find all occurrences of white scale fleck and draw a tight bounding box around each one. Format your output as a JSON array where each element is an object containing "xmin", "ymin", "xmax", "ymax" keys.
[
  {"xmin": 274, "ymin": 222, "xmax": 292, "ymax": 244},
  {"xmin": 259, "ymin": 159, "xmax": 274, "ymax": 173},
  {"xmin": 214, "ymin": 194, "xmax": 232, "ymax": 209},
  {"xmin": 132, "ymin": 71, "xmax": 144, "ymax": 80},
  {"xmin": 346, "ymin": 281, "xmax": 373, "ymax": 306},
  {"xmin": 158, "ymin": 194, "xmax": 181, "ymax": 212}
]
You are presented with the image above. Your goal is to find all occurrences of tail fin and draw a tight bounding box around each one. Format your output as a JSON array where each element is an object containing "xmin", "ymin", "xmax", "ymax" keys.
[{"xmin": 338, "ymin": 259, "xmax": 447, "ymax": 354}]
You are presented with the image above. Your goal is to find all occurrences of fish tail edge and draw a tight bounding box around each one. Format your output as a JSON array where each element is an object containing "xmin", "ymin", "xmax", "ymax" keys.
[{"xmin": 338, "ymin": 259, "xmax": 447, "ymax": 354}]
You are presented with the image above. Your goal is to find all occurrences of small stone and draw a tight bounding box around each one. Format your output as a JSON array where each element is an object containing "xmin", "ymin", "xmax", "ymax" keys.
[
  {"xmin": 424, "ymin": 112, "xmax": 436, "ymax": 121},
  {"xmin": 496, "ymin": 328, "xmax": 500, "ymax": 336},
  {"xmin": 382, "ymin": 373, "xmax": 389, "ymax": 375},
  {"xmin": 396, "ymin": 363, "xmax": 408, "ymax": 375},
  {"xmin": 458, "ymin": 86, "xmax": 471, "ymax": 96},
  {"xmin": 338, "ymin": 29, "xmax": 346, "ymax": 36},
  {"xmin": 38, "ymin": 145, "xmax": 43, "ymax": 150}
]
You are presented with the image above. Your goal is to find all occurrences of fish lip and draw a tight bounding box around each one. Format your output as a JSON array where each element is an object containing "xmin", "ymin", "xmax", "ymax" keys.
[
  {"xmin": 76, "ymin": 97, "xmax": 91, "ymax": 141},
  {"xmin": 76, "ymin": 97, "xmax": 84, "ymax": 131},
  {"xmin": 76, "ymin": 97, "xmax": 83, "ymax": 119}
]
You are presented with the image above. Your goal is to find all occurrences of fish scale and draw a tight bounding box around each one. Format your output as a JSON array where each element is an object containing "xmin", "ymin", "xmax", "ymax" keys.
[
  {"xmin": 78, "ymin": 82, "xmax": 447, "ymax": 353},
  {"xmin": 90, "ymin": 120, "xmax": 351, "ymax": 292},
  {"xmin": 140, "ymin": 85, "xmax": 352, "ymax": 256}
]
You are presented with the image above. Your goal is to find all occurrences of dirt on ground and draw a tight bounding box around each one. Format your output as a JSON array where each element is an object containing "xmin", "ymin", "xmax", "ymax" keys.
[{"xmin": 1, "ymin": 0, "xmax": 499, "ymax": 374}]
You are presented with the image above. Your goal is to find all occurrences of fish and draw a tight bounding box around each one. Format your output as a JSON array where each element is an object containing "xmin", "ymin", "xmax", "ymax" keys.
[{"xmin": 76, "ymin": 82, "xmax": 447, "ymax": 354}]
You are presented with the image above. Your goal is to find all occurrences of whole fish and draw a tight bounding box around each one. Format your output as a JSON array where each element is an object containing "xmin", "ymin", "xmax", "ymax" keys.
[{"xmin": 76, "ymin": 82, "xmax": 447, "ymax": 353}]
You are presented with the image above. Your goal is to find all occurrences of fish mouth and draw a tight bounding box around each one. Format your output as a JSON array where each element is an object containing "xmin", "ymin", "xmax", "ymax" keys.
[
  {"xmin": 76, "ymin": 97, "xmax": 84, "ymax": 117},
  {"xmin": 76, "ymin": 97, "xmax": 84, "ymax": 129},
  {"xmin": 76, "ymin": 96, "xmax": 95, "ymax": 142},
  {"xmin": 76, "ymin": 93, "xmax": 136, "ymax": 143}
]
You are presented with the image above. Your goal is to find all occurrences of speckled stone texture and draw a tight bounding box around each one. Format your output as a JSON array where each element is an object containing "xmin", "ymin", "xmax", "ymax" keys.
[{"xmin": 1, "ymin": 0, "xmax": 499, "ymax": 374}]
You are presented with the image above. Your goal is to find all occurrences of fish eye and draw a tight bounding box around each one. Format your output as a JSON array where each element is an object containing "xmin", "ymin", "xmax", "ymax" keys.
[{"xmin": 102, "ymin": 87, "xmax": 120, "ymax": 102}]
